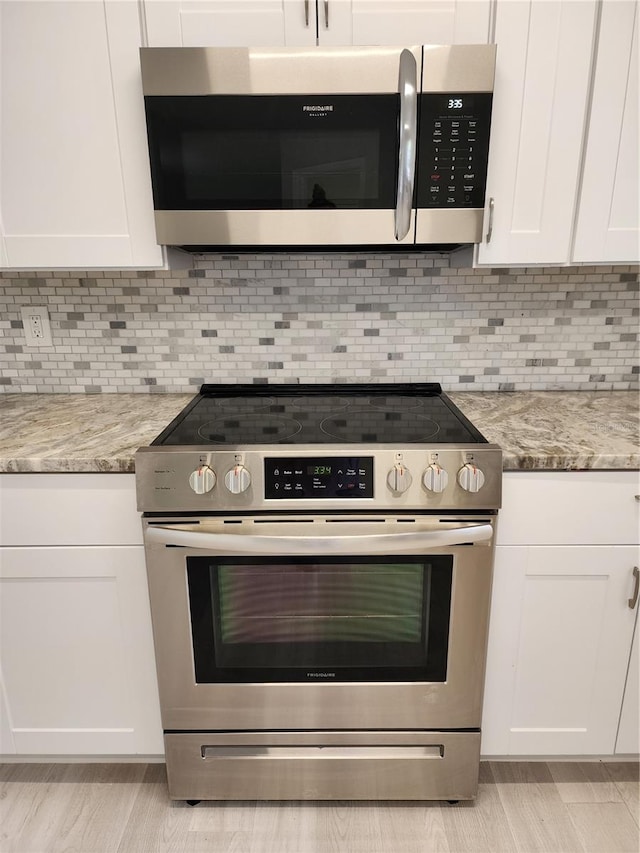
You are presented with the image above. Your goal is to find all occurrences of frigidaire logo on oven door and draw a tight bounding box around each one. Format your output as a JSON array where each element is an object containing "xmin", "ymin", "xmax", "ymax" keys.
[{"xmin": 307, "ymin": 672, "xmax": 336, "ymax": 678}]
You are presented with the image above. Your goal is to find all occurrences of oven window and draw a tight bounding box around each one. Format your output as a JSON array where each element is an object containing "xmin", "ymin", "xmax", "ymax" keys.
[
  {"xmin": 143, "ymin": 95, "xmax": 399, "ymax": 210},
  {"xmin": 187, "ymin": 556, "xmax": 452, "ymax": 683}
]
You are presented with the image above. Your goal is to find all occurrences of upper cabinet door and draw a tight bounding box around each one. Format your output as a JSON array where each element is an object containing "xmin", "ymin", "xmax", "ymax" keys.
[
  {"xmin": 573, "ymin": 1, "xmax": 639, "ymax": 264},
  {"xmin": 143, "ymin": 1, "xmax": 492, "ymax": 47},
  {"xmin": 477, "ymin": 1, "xmax": 597, "ymax": 266},
  {"xmin": 144, "ymin": 1, "xmax": 310, "ymax": 46},
  {"xmin": 341, "ymin": 0, "xmax": 492, "ymax": 46},
  {"xmin": 0, "ymin": 0, "xmax": 163, "ymax": 269}
]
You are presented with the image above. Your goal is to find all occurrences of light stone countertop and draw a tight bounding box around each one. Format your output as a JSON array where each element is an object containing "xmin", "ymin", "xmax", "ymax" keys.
[{"xmin": 0, "ymin": 390, "xmax": 638, "ymax": 473}]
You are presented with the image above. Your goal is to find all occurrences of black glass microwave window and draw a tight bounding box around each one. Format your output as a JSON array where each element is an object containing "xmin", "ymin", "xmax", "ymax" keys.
[
  {"xmin": 143, "ymin": 95, "xmax": 399, "ymax": 210},
  {"xmin": 187, "ymin": 555, "xmax": 452, "ymax": 683}
]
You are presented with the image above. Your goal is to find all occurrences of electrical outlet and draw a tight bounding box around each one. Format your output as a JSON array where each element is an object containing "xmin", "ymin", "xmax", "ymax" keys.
[{"xmin": 20, "ymin": 306, "xmax": 53, "ymax": 347}]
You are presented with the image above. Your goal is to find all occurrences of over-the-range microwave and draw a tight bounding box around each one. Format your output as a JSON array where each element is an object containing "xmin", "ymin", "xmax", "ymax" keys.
[{"xmin": 140, "ymin": 45, "xmax": 496, "ymax": 251}]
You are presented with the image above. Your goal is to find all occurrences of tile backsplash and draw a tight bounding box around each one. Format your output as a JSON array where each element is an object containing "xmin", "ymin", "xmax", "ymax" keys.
[{"xmin": 1, "ymin": 252, "xmax": 638, "ymax": 393}]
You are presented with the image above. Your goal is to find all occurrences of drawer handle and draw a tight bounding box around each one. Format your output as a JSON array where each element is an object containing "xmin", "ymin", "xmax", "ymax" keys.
[
  {"xmin": 201, "ymin": 745, "xmax": 444, "ymax": 759},
  {"xmin": 629, "ymin": 566, "xmax": 640, "ymax": 610}
]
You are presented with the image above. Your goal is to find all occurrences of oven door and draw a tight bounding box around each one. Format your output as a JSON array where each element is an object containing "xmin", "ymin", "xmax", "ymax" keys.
[{"xmin": 143, "ymin": 514, "xmax": 495, "ymax": 732}]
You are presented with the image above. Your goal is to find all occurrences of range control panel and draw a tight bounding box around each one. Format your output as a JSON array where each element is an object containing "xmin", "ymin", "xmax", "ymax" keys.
[
  {"xmin": 136, "ymin": 446, "xmax": 503, "ymax": 513},
  {"xmin": 264, "ymin": 456, "xmax": 374, "ymax": 499},
  {"xmin": 416, "ymin": 92, "xmax": 492, "ymax": 209}
]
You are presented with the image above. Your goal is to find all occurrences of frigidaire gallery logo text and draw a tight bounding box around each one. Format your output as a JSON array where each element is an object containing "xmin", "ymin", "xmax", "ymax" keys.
[{"xmin": 303, "ymin": 105, "xmax": 334, "ymax": 113}]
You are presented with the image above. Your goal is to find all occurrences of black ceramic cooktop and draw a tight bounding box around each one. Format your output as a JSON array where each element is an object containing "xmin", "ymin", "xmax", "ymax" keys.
[{"xmin": 152, "ymin": 383, "xmax": 487, "ymax": 446}]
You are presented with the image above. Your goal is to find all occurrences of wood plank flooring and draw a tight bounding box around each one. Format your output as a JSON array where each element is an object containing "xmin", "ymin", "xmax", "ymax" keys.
[{"xmin": 0, "ymin": 761, "xmax": 637, "ymax": 853}]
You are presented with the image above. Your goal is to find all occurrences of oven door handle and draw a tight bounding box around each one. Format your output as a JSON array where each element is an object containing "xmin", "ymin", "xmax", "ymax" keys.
[
  {"xmin": 145, "ymin": 523, "xmax": 493, "ymax": 554},
  {"xmin": 394, "ymin": 48, "xmax": 418, "ymax": 241}
]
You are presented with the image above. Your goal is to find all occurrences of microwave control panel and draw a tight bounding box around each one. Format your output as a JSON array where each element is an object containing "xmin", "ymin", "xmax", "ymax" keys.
[{"xmin": 416, "ymin": 93, "xmax": 492, "ymax": 209}]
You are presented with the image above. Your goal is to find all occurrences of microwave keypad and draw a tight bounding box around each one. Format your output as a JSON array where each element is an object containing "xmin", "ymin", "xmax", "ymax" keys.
[{"xmin": 417, "ymin": 93, "xmax": 492, "ymax": 209}]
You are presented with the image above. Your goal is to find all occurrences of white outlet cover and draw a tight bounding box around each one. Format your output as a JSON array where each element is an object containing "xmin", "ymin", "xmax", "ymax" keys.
[{"xmin": 20, "ymin": 306, "xmax": 53, "ymax": 347}]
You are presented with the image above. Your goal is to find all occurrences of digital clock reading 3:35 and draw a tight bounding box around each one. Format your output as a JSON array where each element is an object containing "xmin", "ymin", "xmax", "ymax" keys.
[{"xmin": 448, "ymin": 98, "xmax": 463, "ymax": 109}]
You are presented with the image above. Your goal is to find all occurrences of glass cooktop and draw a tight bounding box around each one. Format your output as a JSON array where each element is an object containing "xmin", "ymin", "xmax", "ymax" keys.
[{"xmin": 152, "ymin": 383, "xmax": 487, "ymax": 446}]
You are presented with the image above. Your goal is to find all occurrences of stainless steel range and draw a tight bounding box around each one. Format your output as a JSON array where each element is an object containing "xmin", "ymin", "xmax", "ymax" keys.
[{"xmin": 135, "ymin": 383, "xmax": 501, "ymax": 802}]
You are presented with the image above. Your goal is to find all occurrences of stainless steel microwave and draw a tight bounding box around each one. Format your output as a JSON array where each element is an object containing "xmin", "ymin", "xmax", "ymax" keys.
[{"xmin": 140, "ymin": 45, "xmax": 496, "ymax": 251}]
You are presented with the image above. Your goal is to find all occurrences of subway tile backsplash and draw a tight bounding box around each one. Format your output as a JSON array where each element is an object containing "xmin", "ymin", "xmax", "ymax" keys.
[{"xmin": 1, "ymin": 253, "xmax": 638, "ymax": 393}]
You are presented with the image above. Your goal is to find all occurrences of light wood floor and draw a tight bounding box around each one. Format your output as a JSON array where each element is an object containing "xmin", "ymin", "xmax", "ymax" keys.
[{"xmin": 1, "ymin": 761, "xmax": 638, "ymax": 853}]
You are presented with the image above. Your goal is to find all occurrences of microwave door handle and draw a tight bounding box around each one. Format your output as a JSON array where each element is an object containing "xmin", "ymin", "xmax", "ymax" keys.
[
  {"xmin": 394, "ymin": 49, "xmax": 418, "ymax": 241},
  {"xmin": 145, "ymin": 523, "xmax": 493, "ymax": 555}
]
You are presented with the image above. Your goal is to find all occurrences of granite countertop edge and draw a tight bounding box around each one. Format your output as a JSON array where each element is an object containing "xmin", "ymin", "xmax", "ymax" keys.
[{"xmin": 0, "ymin": 391, "xmax": 638, "ymax": 474}]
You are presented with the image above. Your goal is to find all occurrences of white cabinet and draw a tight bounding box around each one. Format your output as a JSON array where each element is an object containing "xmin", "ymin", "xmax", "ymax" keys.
[
  {"xmin": 0, "ymin": 474, "xmax": 163, "ymax": 756},
  {"xmin": 320, "ymin": 0, "xmax": 492, "ymax": 46},
  {"xmin": 482, "ymin": 471, "xmax": 640, "ymax": 756},
  {"xmin": 144, "ymin": 0, "xmax": 301, "ymax": 47},
  {"xmin": 477, "ymin": 0, "xmax": 597, "ymax": 265},
  {"xmin": 478, "ymin": 0, "xmax": 639, "ymax": 267},
  {"xmin": 0, "ymin": 1, "xmax": 163, "ymax": 269},
  {"xmin": 143, "ymin": 0, "xmax": 492, "ymax": 47},
  {"xmin": 573, "ymin": 0, "xmax": 640, "ymax": 263}
]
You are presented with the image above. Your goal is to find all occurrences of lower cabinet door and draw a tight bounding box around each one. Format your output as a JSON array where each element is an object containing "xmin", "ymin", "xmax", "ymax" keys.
[
  {"xmin": 482, "ymin": 545, "xmax": 639, "ymax": 755},
  {"xmin": 0, "ymin": 546, "xmax": 162, "ymax": 755},
  {"xmin": 616, "ymin": 616, "xmax": 639, "ymax": 754}
]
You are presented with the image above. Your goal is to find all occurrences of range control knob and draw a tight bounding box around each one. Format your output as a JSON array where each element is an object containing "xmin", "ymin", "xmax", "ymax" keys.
[
  {"xmin": 225, "ymin": 464, "xmax": 252, "ymax": 494},
  {"xmin": 387, "ymin": 463, "xmax": 412, "ymax": 494},
  {"xmin": 457, "ymin": 463, "xmax": 486, "ymax": 493},
  {"xmin": 188, "ymin": 465, "xmax": 216, "ymax": 495},
  {"xmin": 422, "ymin": 463, "xmax": 449, "ymax": 493}
]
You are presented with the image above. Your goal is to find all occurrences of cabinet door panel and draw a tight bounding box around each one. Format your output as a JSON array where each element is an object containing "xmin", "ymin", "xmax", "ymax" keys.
[
  {"xmin": 0, "ymin": 546, "xmax": 162, "ymax": 755},
  {"xmin": 477, "ymin": 0, "xmax": 596, "ymax": 265},
  {"xmin": 0, "ymin": 0, "xmax": 162, "ymax": 269},
  {"xmin": 1, "ymin": 1, "xmax": 127, "ymax": 266},
  {"xmin": 574, "ymin": 1, "xmax": 639, "ymax": 263},
  {"xmin": 482, "ymin": 545, "xmax": 638, "ymax": 756},
  {"xmin": 348, "ymin": 0, "xmax": 490, "ymax": 45},
  {"xmin": 144, "ymin": 1, "xmax": 295, "ymax": 46}
]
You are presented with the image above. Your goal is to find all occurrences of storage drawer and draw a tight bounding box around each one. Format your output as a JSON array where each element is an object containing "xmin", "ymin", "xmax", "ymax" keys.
[
  {"xmin": 0, "ymin": 474, "xmax": 142, "ymax": 546},
  {"xmin": 497, "ymin": 471, "xmax": 639, "ymax": 545},
  {"xmin": 164, "ymin": 731, "xmax": 481, "ymax": 801}
]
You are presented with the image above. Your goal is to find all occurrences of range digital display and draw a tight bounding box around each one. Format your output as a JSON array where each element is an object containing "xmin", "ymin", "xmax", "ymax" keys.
[{"xmin": 264, "ymin": 456, "xmax": 374, "ymax": 499}]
